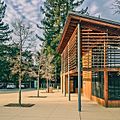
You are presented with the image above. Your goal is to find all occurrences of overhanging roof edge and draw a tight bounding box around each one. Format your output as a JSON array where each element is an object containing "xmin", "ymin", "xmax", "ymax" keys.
[
  {"xmin": 68, "ymin": 11, "xmax": 120, "ymax": 27},
  {"xmin": 57, "ymin": 11, "xmax": 120, "ymax": 54}
]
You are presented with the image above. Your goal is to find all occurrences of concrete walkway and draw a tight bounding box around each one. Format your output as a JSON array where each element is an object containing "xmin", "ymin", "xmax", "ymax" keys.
[{"xmin": 0, "ymin": 90, "xmax": 120, "ymax": 120}]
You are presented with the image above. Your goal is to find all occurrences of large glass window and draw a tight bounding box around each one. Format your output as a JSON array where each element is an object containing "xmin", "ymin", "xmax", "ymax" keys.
[
  {"xmin": 92, "ymin": 71, "xmax": 104, "ymax": 99},
  {"xmin": 108, "ymin": 71, "xmax": 120, "ymax": 100}
]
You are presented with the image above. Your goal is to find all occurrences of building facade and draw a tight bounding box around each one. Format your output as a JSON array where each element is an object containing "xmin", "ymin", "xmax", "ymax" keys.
[{"xmin": 57, "ymin": 12, "xmax": 120, "ymax": 107}]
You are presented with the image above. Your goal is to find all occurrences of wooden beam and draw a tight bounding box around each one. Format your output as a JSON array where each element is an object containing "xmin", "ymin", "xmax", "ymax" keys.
[
  {"xmin": 82, "ymin": 36, "xmax": 120, "ymax": 39},
  {"xmin": 82, "ymin": 33, "xmax": 107, "ymax": 35}
]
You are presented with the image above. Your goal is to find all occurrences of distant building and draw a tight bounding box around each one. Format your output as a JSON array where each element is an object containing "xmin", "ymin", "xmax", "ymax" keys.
[{"xmin": 57, "ymin": 12, "xmax": 120, "ymax": 107}]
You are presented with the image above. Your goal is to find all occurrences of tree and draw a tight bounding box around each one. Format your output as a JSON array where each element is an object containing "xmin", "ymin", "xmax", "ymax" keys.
[
  {"xmin": 0, "ymin": 0, "xmax": 12, "ymax": 84},
  {"xmin": 41, "ymin": 53, "xmax": 54, "ymax": 93},
  {"xmin": 113, "ymin": 0, "xmax": 120, "ymax": 14},
  {"xmin": 11, "ymin": 19, "xmax": 35, "ymax": 105},
  {"xmin": 36, "ymin": 47, "xmax": 45, "ymax": 96},
  {"xmin": 38, "ymin": 0, "xmax": 88, "ymax": 86}
]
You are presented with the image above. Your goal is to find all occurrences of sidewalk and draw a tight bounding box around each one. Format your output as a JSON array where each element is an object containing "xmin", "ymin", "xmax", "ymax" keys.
[
  {"xmin": 81, "ymin": 96, "xmax": 120, "ymax": 120},
  {"xmin": 0, "ymin": 90, "xmax": 120, "ymax": 120}
]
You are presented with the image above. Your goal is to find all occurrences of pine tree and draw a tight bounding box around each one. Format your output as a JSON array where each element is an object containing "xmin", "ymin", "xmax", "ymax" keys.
[
  {"xmin": 38, "ymin": 0, "xmax": 88, "ymax": 85},
  {"xmin": 0, "ymin": 0, "xmax": 12, "ymax": 83}
]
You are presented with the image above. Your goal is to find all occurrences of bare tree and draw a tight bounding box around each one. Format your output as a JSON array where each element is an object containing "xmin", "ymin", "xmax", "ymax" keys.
[
  {"xmin": 35, "ymin": 48, "xmax": 45, "ymax": 97},
  {"xmin": 11, "ymin": 19, "xmax": 35, "ymax": 105},
  {"xmin": 41, "ymin": 53, "xmax": 54, "ymax": 93}
]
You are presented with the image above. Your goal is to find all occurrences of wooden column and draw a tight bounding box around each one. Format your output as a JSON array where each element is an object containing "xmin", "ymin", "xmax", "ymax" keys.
[
  {"xmin": 104, "ymin": 69, "xmax": 108, "ymax": 107},
  {"xmin": 63, "ymin": 52, "xmax": 66, "ymax": 97},
  {"xmin": 61, "ymin": 55, "xmax": 63, "ymax": 94},
  {"xmin": 104, "ymin": 32, "xmax": 108, "ymax": 107},
  {"xmin": 60, "ymin": 71, "xmax": 63, "ymax": 93}
]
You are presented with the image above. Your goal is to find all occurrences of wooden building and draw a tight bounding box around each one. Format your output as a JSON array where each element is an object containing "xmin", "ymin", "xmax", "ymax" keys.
[{"xmin": 57, "ymin": 12, "xmax": 120, "ymax": 109}]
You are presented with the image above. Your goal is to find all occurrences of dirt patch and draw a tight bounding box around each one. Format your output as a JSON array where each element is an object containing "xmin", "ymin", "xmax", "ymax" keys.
[
  {"xmin": 4, "ymin": 103, "xmax": 35, "ymax": 107},
  {"xmin": 28, "ymin": 96, "xmax": 47, "ymax": 98}
]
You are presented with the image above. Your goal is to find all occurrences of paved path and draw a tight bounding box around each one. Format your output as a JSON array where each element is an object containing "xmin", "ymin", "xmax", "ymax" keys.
[
  {"xmin": 0, "ymin": 88, "xmax": 36, "ymax": 94},
  {"xmin": 0, "ymin": 90, "xmax": 120, "ymax": 120}
]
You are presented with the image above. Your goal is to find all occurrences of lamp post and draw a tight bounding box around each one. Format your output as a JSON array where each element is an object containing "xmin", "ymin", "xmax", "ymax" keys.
[
  {"xmin": 68, "ymin": 42, "xmax": 70, "ymax": 101},
  {"xmin": 77, "ymin": 23, "xmax": 81, "ymax": 112}
]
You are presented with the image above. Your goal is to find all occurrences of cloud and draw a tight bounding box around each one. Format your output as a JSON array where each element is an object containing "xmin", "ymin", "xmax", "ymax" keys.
[
  {"xmin": 83, "ymin": 0, "xmax": 120, "ymax": 21},
  {"xmin": 89, "ymin": 2, "xmax": 98, "ymax": 15},
  {"xmin": 3, "ymin": 0, "xmax": 45, "ymax": 50},
  {"xmin": 4, "ymin": 0, "xmax": 44, "ymax": 24},
  {"xmin": 3, "ymin": 0, "xmax": 120, "ymax": 51}
]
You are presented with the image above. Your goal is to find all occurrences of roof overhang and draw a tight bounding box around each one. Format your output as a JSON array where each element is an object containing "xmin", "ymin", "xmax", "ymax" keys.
[{"xmin": 57, "ymin": 12, "xmax": 120, "ymax": 54}]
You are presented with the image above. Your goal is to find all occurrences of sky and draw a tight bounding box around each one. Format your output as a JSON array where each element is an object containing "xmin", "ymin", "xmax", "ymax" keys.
[
  {"xmin": 3, "ymin": 0, "xmax": 120, "ymax": 49},
  {"xmin": 82, "ymin": 0, "xmax": 120, "ymax": 21},
  {"xmin": 3, "ymin": 0, "xmax": 120, "ymax": 23}
]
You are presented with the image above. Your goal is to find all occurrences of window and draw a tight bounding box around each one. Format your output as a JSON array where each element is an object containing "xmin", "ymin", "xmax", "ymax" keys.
[
  {"xmin": 107, "ymin": 46, "xmax": 120, "ymax": 68},
  {"xmin": 108, "ymin": 72, "xmax": 120, "ymax": 100},
  {"xmin": 92, "ymin": 71, "xmax": 104, "ymax": 99}
]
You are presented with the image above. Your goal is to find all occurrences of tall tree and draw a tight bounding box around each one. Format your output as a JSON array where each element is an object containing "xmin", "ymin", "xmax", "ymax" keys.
[
  {"xmin": 0, "ymin": 0, "xmax": 12, "ymax": 84},
  {"xmin": 38, "ymin": 0, "xmax": 88, "ymax": 85},
  {"xmin": 35, "ymin": 46, "xmax": 45, "ymax": 96},
  {"xmin": 113, "ymin": 0, "xmax": 120, "ymax": 14},
  {"xmin": 11, "ymin": 19, "xmax": 35, "ymax": 105},
  {"xmin": 41, "ymin": 53, "xmax": 54, "ymax": 93}
]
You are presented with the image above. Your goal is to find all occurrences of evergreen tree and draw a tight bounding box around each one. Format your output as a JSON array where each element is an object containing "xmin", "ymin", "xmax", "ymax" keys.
[
  {"xmin": 0, "ymin": 0, "xmax": 12, "ymax": 84},
  {"xmin": 38, "ymin": 0, "xmax": 88, "ymax": 85}
]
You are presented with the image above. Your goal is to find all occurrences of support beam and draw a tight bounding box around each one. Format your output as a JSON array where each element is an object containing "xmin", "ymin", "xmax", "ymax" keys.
[
  {"xmin": 68, "ymin": 42, "xmax": 71, "ymax": 101},
  {"xmin": 64, "ymin": 75, "xmax": 66, "ymax": 97},
  {"xmin": 61, "ymin": 55, "xmax": 63, "ymax": 94},
  {"xmin": 104, "ymin": 69, "xmax": 108, "ymax": 107},
  {"xmin": 104, "ymin": 32, "xmax": 108, "ymax": 107},
  {"xmin": 64, "ymin": 53, "xmax": 66, "ymax": 97},
  {"xmin": 60, "ymin": 72, "xmax": 63, "ymax": 93},
  {"xmin": 77, "ymin": 23, "xmax": 81, "ymax": 112}
]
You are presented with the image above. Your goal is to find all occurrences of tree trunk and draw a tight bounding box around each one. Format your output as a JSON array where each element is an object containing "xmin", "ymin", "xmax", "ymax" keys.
[
  {"xmin": 37, "ymin": 74, "xmax": 40, "ymax": 97},
  {"xmin": 19, "ymin": 49, "xmax": 22, "ymax": 106},
  {"xmin": 19, "ymin": 25, "xmax": 22, "ymax": 106},
  {"xmin": 47, "ymin": 79, "xmax": 49, "ymax": 93},
  {"xmin": 29, "ymin": 80, "xmax": 32, "ymax": 88},
  {"xmin": 19, "ymin": 80, "xmax": 21, "ymax": 106}
]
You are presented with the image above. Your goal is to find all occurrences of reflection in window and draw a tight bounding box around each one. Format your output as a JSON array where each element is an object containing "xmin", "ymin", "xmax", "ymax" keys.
[
  {"xmin": 108, "ymin": 72, "xmax": 120, "ymax": 100},
  {"xmin": 92, "ymin": 71, "xmax": 104, "ymax": 99}
]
